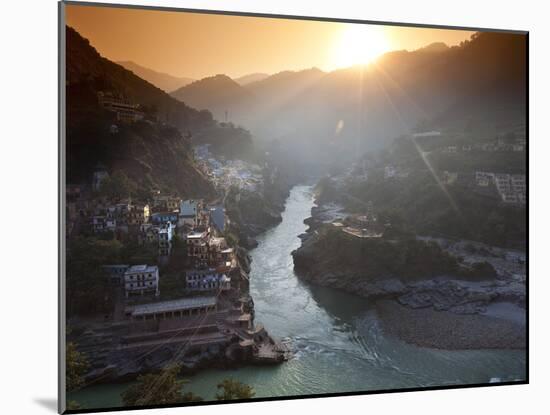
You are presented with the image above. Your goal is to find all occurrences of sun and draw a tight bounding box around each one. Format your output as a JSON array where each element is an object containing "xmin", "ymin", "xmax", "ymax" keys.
[{"xmin": 330, "ymin": 24, "xmax": 390, "ymax": 69}]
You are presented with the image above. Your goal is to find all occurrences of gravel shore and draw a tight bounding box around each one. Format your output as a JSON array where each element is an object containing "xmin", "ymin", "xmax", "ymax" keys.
[{"xmin": 376, "ymin": 300, "xmax": 526, "ymax": 350}]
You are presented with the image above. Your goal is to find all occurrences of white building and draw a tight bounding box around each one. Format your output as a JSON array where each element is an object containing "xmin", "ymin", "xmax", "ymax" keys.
[
  {"xmin": 186, "ymin": 269, "xmax": 231, "ymax": 292},
  {"xmin": 91, "ymin": 216, "xmax": 116, "ymax": 233},
  {"xmin": 124, "ymin": 265, "xmax": 159, "ymax": 298},
  {"xmin": 475, "ymin": 171, "xmax": 495, "ymax": 187},
  {"xmin": 158, "ymin": 222, "xmax": 174, "ymax": 257},
  {"xmin": 186, "ymin": 230, "xmax": 210, "ymax": 267}
]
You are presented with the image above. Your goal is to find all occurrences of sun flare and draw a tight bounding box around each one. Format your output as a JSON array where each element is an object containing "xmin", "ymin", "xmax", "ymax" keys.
[{"xmin": 330, "ymin": 24, "xmax": 391, "ymax": 69}]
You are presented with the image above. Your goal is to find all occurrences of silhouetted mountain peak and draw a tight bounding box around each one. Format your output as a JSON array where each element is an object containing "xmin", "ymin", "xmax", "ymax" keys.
[
  {"xmin": 177, "ymin": 74, "xmax": 241, "ymax": 91},
  {"xmin": 235, "ymin": 72, "xmax": 270, "ymax": 85},
  {"xmin": 116, "ymin": 61, "xmax": 194, "ymax": 92},
  {"xmin": 417, "ymin": 42, "xmax": 450, "ymax": 53}
]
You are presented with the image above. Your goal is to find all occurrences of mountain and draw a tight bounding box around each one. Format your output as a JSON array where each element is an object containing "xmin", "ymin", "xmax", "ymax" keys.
[
  {"xmin": 170, "ymin": 74, "xmax": 257, "ymax": 124},
  {"xmin": 416, "ymin": 42, "xmax": 450, "ymax": 53},
  {"xmin": 66, "ymin": 26, "xmax": 214, "ymax": 132},
  {"xmin": 65, "ymin": 26, "xmax": 251, "ymax": 196},
  {"xmin": 234, "ymin": 72, "xmax": 270, "ymax": 85},
  {"xmin": 245, "ymin": 67, "xmax": 326, "ymax": 102},
  {"xmin": 173, "ymin": 33, "xmax": 525, "ymax": 170},
  {"xmin": 117, "ymin": 60, "xmax": 194, "ymax": 92}
]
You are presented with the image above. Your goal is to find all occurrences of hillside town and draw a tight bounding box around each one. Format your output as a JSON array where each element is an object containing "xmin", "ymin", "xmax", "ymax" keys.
[
  {"xmin": 194, "ymin": 144, "xmax": 264, "ymax": 192},
  {"xmin": 66, "ymin": 146, "xmax": 287, "ymax": 384},
  {"xmin": 342, "ymin": 131, "xmax": 527, "ymax": 206}
]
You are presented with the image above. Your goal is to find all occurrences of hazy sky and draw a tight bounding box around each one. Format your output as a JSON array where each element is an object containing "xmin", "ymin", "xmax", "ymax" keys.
[{"xmin": 66, "ymin": 4, "xmax": 475, "ymax": 79}]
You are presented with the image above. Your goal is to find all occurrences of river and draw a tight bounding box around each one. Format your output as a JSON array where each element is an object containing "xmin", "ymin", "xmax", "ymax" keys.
[{"xmin": 71, "ymin": 185, "xmax": 525, "ymax": 408}]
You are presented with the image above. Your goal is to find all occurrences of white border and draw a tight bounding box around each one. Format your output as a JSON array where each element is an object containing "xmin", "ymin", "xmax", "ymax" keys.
[{"xmin": 1, "ymin": 0, "xmax": 546, "ymax": 414}]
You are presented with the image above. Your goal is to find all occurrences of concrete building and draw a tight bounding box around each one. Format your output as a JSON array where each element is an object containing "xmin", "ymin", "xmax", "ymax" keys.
[
  {"xmin": 158, "ymin": 222, "xmax": 174, "ymax": 257},
  {"xmin": 138, "ymin": 223, "xmax": 158, "ymax": 245},
  {"xmin": 102, "ymin": 264, "xmax": 129, "ymax": 285},
  {"xmin": 97, "ymin": 91, "xmax": 144, "ymax": 123},
  {"xmin": 476, "ymin": 171, "xmax": 495, "ymax": 187},
  {"xmin": 91, "ymin": 216, "xmax": 116, "ymax": 233},
  {"xmin": 124, "ymin": 265, "xmax": 159, "ymax": 298},
  {"xmin": 179, "ymin": 199, "xmax": 200, "ymax": 228},
  {"xmin": 128, "ymin": 204, "xmax": 150, "ymax": 226},
  {"xmin": 129, "ymin": 296, "xmax": 217, "ymax": 320},
  {"xmin": 152, "ymin": 196, "xmax": 181, "ymax": 212},
  {"xmin": 207, "ymin": 237, "xmax": 232, "ymax": 266},
  {"xmin": 186, "ymin": 230, "xmax": 210, "ymax": 267},
  {"xmin": 481, "ymin": 173, "xmax": 527, "ymax": 205},
  {"xmin": 186, "ymin": 269, "xmax": 231, "ymax": 292},
  {"xmin": 151, "ymin": 211, "xmax": 178, "ymax": 225},
  {"xmin": 180, "ymin": 200, "xmax": 199, "ymax": 217}
]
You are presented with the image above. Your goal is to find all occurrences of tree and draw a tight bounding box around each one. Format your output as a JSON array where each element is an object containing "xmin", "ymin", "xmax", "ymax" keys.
[
  {"xmin": 216, "ymin": 379, "xmax": 255, "ymax": 400},
  {"xmin": 66, "ymin": 342, "xmax": 89, "ymax": 392},
  {"xmin": 166, "ymin": 234, "xmax": 188, "ymax": 270},
  {"xmin": 66, "ymin": 237, "xmax": 122, "ymax": 316},
  {"xmin": 98, "ymin": 170, "xmax": 137, "ymax": 199},
  {"xmin": 121, "ymin": 365, "xmax": 202, "ymax": 407}
]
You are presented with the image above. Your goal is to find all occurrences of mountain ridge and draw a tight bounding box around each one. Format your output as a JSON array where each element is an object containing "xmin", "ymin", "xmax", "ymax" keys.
[
  {"xmin": 117, "ymin": 60, "xmax": 194, "ymax": 92},
  {"xmin": 234, "ymin": 72, "xmax": 270, "ymax": 85},
  {"xmin": 164, "ymin": 32, "xmax": 525, "ymax": 169},
  {"xmin": 65, "ymin": 26, "xmax": 252, "ymax": 197}
]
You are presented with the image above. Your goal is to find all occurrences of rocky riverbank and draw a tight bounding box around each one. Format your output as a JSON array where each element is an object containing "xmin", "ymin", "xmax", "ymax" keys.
[
  {"xmin": 374, "ymin": 300, "xmax": 525, "ymax": 349},
  {"xmin": 292, "ymin": 197, "xmax": 526, "ymax": 350}
]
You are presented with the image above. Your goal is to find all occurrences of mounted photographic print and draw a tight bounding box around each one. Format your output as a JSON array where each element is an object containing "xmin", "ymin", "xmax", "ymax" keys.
[{"xmin": 59, "ymin": 1, "xmax": 528, "ymax": 413}]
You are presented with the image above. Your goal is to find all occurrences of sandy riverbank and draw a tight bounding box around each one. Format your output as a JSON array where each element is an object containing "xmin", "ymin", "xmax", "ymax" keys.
[{"xmin": 375, "ymin": 300, "xmax": 526, "ymax": 350}]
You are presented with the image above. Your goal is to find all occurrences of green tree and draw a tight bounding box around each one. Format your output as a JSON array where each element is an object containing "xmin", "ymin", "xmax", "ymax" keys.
[
  {"xmin": 121, "ymin": 365, "xmax": 202, "ymax": 407},
  {"xmin": 98, "ymin": 170, "xmax": 137, "ymax": 199},
  {"xmin": 66, "ymin": 237, "xmax": 122, "ymax": 316},
  {"xmin": 166, "ymin": 234, "xmax": 188, "ymax": 270},
  {"xmin": 216, "ymin": 379, "xmax": 255, "ymax": 400},
  {"xmin": 66, "ymin": 342, "xmax": 89, "ymax": 392}
]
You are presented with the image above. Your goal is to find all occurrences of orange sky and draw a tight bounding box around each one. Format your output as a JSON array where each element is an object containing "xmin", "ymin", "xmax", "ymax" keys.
[{"xmin": 66, "ymin": 4, "xmax": 475, "ymax": 79}]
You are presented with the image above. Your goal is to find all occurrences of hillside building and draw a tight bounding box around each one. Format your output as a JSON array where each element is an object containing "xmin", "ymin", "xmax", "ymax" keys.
[{"xmin": 123, "ymin": 265, "xmax": 159, "ymax": 298}]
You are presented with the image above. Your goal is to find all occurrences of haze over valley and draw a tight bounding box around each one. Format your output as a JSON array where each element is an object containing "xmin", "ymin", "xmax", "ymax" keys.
[{"xmin": 132, "ymin": 33, "xmax": 525, "ymax": 172}]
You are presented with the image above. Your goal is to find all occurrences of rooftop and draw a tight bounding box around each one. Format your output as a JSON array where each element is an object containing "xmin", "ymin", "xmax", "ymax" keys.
[
  {"xmin": 126, "ymin": 265, "xmax": 158, "ymax": 274},
  {"xmin": 187, "ymin": 232, "xmax": 206, "ymax": 239},
  {"xmin": 131, "ymin": 296, "xmax": 217, "ymax": 317}
]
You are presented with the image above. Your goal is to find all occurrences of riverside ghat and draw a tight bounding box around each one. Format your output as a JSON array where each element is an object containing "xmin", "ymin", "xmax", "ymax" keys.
[{"xmin": 72, "ymin": 267, "xmax": 289, "ymax": 385}]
